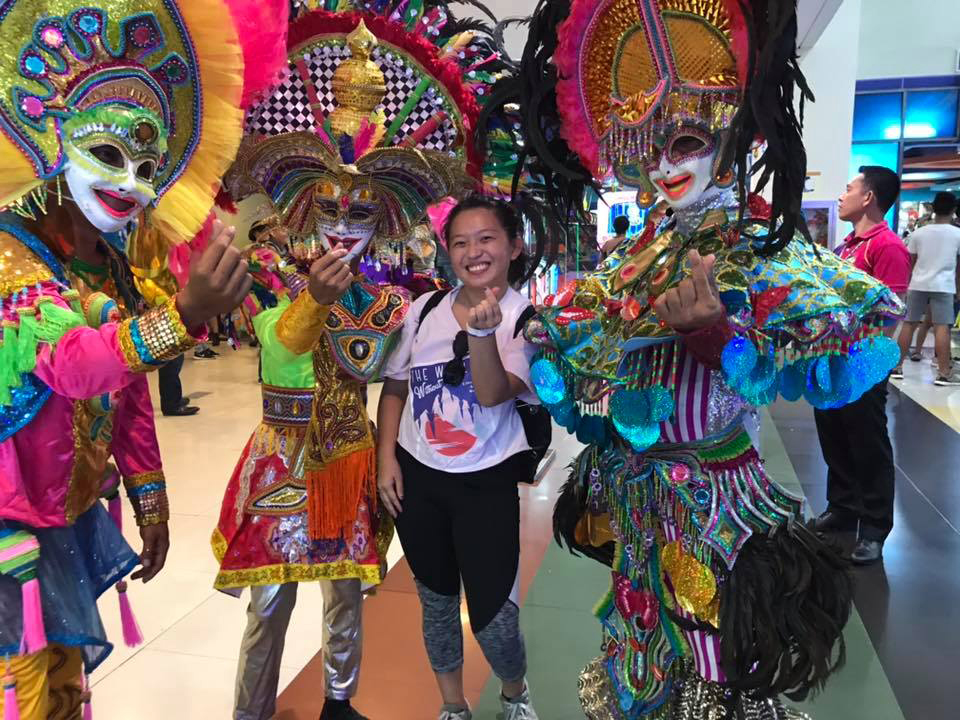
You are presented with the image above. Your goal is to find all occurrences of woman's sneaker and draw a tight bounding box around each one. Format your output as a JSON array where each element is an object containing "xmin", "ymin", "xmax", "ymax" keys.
[
  {"xmin": 933, "ymin": 372, "xmax": 960, "ymax": 386},
  {"xmin": 890, "ymin": 367, "xmax": 904, "ymax": 380},
  {"xmin": 501, "ymin": 685, "xmax": 539, "ymax": 720},
  {"xmin": 438, "ymin": 705, "xmax": 472, "ymax": 720}
]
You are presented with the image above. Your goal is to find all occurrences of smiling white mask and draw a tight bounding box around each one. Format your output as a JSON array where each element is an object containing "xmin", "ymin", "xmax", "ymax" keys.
[{"xmin": 62, "ymin": 107, "xmax": 165, "ymax": 233}]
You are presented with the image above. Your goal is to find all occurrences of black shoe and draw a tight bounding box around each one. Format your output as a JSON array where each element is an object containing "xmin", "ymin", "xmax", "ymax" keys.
[
  {"xmin": 850, "ymin": 538, "xmax": 883, "ymax": 565},
  {"xmin": 194, "ymin": 348, "xmax": 217, "ymax": 359},
  {"xmin": 812, "ymin": 510, "xmax": 858, "ymax": 534},
  {"xmin": 162, "ymin": 405, "xmax": 199, "ymax": 417},
  {"xmin": 318, "ymin": 698, "xmax": 368, "ymax": 720},
  {"xmin": 211, "ymin": 334, "xmax": 222, "ymax": 346},
  {"xmin": 179, "ymin": 397, "xmax": 190, "ymax": 408}
]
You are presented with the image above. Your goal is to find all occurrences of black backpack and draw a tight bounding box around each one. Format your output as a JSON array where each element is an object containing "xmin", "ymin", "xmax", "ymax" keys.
[{"xmin": 415, "ymin": 290, "xmax": 552, "ymax": 483}]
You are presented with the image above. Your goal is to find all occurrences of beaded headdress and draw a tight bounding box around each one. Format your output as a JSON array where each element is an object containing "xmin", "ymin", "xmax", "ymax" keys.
[
  {"xmin": 486, "ymin": 0, "xmax": 813, "ymax": 255},
  {"xmin": 555, "ymin": 0, "xmax": 749, "ymax": 181},
  {"xmin": 0, "ymin": 0, "xmax": 289, "ymax": 242},
  {"xmin": 225, "ymin": 1, "xmax": 502, "ymax": 259}
]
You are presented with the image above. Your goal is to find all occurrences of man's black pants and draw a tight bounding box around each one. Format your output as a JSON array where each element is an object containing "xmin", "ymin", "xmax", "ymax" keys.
[
  {"xmin": 813, "ymin": 379, "xmax": 895, "ymax": 541},
  {"xmin": 158, "ymin": 354, "xmax": 185, "ymax": 413}
]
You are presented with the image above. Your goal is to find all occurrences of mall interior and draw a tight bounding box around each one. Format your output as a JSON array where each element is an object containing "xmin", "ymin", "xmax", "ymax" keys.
[{"xmin": 1, "ymin": 0, "xmax": 959, "ymax": 719}]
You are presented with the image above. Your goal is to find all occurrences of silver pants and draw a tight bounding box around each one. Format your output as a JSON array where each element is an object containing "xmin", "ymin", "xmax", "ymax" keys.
[{"xmin": 233, "ymin": 578, "xmax": 364, "ymax": 720}]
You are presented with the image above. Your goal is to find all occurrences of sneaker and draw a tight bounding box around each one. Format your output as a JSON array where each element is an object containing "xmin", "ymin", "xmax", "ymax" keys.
[
  {"xmin": 934, "ymin": 373, "xmax": 960, "ymax": 386},
  {"xmin": 889, "ymin": 367, "xmax": 904, "ymax": 380},
  {"xmin": 438, "ymin": 705, "xmax": 472, "ymax": 720},
  {"xmin": 909, "ymin": 351, "xmax": 923, "ymax": 362},
  {"xmin": 501, "ymin": 685, "xmax": 539, "ymax": 720}
]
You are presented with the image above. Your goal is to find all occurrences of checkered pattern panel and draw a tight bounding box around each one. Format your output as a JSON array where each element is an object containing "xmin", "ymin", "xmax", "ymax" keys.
[
  {"xmin": 245, "ymin": 60, "xmax": 313, "ymax": 135},
  {"xmin": 373, "ymin": 46, "xmax": 459, "ymax": 154},
  {"xmin": 244, "ymin": 39, "xmax": 463, "ymax": 155}
]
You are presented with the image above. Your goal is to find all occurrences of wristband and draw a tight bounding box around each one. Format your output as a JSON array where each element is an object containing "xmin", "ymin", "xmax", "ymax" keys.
[{"xmin": 466, "ymin": 324, "xmax": 499, "ymax": 337}]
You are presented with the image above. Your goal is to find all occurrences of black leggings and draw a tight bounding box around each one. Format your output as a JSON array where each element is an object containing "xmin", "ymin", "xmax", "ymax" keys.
[{"xmin": 394, "ymin": 446, "xmax": 527, "ymax": 680}]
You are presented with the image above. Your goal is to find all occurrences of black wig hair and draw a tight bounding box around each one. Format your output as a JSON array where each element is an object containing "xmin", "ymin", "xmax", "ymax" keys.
[{"xmin": 721, "ymin": 0, "xmax": 816, "ymax": 256}]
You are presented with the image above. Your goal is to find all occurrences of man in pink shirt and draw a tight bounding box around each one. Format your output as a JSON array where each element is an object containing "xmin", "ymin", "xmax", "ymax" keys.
[{"xmin": 813, "ymin": 166, "xmax": 908, "ymax": 565}]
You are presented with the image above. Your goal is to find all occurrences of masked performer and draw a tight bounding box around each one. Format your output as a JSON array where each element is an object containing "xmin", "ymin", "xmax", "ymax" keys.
[
  {"xmin": 0, "ymin": 0, "xmax": 287, "ymax": 715},
  {"xmin": 210, "ymin": 2, "xmax": 496, "ymax": 716},
  {"xmin": 481, "ymin": 1, "xmax": 905, "ymax": 718}
]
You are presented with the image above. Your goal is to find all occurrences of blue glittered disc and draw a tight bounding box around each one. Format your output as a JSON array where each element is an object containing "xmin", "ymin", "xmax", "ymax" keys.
[
  {"xmin": 779, "ymin": 360, "xmax": 808, "ymax": 402},
  {"xmin": 721, "ymin": 335, "xmax": 758, "ymax": 383},
  {"xmin": 805, "ymin": 354, "xmax": 853, "ymax": 409},
  {"xmin": 530, "ymin": 357, "xmax": 566, "ymax": 405},
  {"xmin": 645, "ymin": 385, "xmax": 675, "ymax": 424},
  {"xmin": 610, "ymin": 389, "xmax": 662, "ymax": 451}
]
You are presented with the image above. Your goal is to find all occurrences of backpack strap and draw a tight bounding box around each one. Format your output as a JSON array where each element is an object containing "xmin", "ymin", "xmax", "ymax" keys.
[
  {"xmin": 514, "ymin": 304, "xmax": 536, "ymax": 339},
  {"xmin": 415, "ymin": 289, "xmax": 452, "ymax": 335}
]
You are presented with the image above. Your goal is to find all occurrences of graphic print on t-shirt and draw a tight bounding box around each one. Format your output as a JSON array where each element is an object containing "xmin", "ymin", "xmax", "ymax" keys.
[{"xmin": 410, "ymin": 359, "xmax": 492, "ymax": 457}]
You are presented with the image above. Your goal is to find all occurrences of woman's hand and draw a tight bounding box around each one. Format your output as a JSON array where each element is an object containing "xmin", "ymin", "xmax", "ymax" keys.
[
  {"xmin": 468, "ymin": 287, "xmax": 504, "ymax": 331},
  {"xmin": 378, "ymin": 454, "xmax": 404, "ymax": 518}
]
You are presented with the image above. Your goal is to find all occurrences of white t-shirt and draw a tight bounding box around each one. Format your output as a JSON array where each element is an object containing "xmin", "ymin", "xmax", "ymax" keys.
[
  {"xmin": 907, "ymin": 223, "xmax": 960, "ymax": 293},
  {"xmin": 384, "ymin": 287, "xmax": 537, "ymax": 473}
]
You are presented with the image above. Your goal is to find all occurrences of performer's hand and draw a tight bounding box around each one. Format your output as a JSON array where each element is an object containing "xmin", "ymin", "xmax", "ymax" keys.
[
  {"xmin": 177, "ymin": 221, "xmax": 252, "ymax": 329},
  {"xmin": 652, "ymin": 250, "xmax": 725, "ymax": 332},
  {"xmin": 131, "ymin": 522, "xmax": 169, "ymax": 583},
  {"xmin": 377, "ymin": 455, "xmax": 404, "ymax": 518},
  {"xmin": 308, "ymin": 246, "xmax": 352, "ymax": 305},
  {"xmin": 468, "ymin": 287, "xmax": 503, "ymax": 331}
]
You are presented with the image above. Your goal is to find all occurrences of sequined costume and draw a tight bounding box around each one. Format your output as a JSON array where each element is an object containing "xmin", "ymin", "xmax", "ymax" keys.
[
  {"xmin": 482, "ymin": 1, "xmax": 905, "ymax": 718},
  {"xmin": 0, "ymin": 0, "xmax": 287, "ymax": 715},
  {"xmin": 212, "ymin": 2, "xmax": 492, "ymax": 715}
]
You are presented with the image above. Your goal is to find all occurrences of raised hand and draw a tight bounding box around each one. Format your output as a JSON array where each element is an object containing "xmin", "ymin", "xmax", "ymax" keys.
[
  {"xmin": 468, "ymin": 287, "xmax": 504, "ymax": 331},
  {"xmin": 652, "ymin": 250, "xmax": 725, "ymax": 332},
  {"xmin": 308, "ymin": 246, "xmax": 352, "ymax": 305},
  {"xmin": 176, "ymin": 220, "xmax": 252, "ymax": 329}
]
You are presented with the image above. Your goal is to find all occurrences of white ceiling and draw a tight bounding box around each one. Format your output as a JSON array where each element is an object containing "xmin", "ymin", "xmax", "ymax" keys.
[{"xmin": 455, "ymin": 0, "xmax": 845, "ymax": 60}]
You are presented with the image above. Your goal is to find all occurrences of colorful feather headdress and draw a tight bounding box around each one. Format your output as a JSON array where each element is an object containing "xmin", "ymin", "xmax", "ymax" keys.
[
  {"xmin": 226, "ymin": 0, "xmax": 504, "ymax": 253},
  {"xmin": 0, "ymin": 0, "xmax": 289, "ymax": 242}
]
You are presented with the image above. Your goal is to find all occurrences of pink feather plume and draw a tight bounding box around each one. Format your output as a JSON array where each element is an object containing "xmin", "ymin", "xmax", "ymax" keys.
[{"xmin": 225, "ymin": 0, "xmax": 291, "ymax": 109}]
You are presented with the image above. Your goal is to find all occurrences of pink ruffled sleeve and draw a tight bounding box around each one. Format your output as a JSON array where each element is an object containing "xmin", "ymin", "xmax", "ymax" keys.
[{"xmin": 110, "ymin": 376, "xmax": 169, "ymax": 526}]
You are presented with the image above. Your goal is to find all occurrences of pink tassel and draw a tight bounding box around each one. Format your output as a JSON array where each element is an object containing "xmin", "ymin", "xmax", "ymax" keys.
[
  {"xmin": 3, "ymin": 673, "xmax": 20, "ymax": 720},
  {"xmin": 20, "ymin": 579, "xmax": 46, "ymax": 655},
  {"xmin": 107, "ymin": 495, "xmax": 122, "ymax": 532},
  {"xmin": 82, "ymin": 675, "xmax": 92, "ymax": 720},
  {"xmin": 116, "ymin": 583, "xmax": 144, "ymax": 648}
]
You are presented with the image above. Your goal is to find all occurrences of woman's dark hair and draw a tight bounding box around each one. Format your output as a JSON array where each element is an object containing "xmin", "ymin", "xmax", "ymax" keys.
[
  {"xmin": 444, "ymin": 194, "xmax": 530, "ymax": 287},
  {"xmin": 612, "ymin": 215, "xmax": 630, "ymax": 235}
]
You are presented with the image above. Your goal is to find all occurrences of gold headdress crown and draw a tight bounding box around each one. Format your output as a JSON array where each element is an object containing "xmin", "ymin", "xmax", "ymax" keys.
[{"xmin": 329, "ymin": 21, "xmax": 387, "ymax": 138}]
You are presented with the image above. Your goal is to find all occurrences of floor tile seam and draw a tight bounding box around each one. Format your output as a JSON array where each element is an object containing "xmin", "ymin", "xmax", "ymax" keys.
[
  {"xmin": 892, "ymin": 459, "xmax": 960, "ymax": 538},
  {"xmin": 890, "ymin": 381, "xmax": 960, "ymax": 436}
]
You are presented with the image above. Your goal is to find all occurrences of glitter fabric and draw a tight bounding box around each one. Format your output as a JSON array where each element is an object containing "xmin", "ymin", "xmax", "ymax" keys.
[
  {"xmin": 531, "ymin": 357, "xmax": 568, "ymax": 405},
  {"xmin": 660, "ymin": 540, "xmax": 718, "ymax": 625},
  {"xmin": 578, "ymin": 656, "xmax": 813, "ymax": 720}
]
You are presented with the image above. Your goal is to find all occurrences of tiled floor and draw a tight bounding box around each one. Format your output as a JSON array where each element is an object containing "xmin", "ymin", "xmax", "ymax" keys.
[{"xmin": 91, "ymin": 345, "xmax": 960, "ymax": 719}]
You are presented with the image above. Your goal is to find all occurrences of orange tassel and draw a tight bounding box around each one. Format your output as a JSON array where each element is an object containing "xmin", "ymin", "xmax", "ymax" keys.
[{"xmin": 306, "ymin": 448, "xmax": 376, "ymax": 540}]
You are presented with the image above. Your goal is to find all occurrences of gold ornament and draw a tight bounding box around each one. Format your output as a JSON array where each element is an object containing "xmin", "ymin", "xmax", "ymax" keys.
[
  {"xmin": 660, "ymin": 540, "xmax": 719, "ymax": 627},
  {"xmin": 328, "ymin": 21, "xmax": 388, "ymax": 138},
  {"xmin": 636, "ymin": 189, "xmax": 657, "ymax": 209}
]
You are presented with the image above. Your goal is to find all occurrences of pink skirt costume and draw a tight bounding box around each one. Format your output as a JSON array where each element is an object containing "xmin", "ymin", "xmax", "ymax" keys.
[{"xmin": 213, "ymin": 280, "xmax": 407, "ymax": 591}]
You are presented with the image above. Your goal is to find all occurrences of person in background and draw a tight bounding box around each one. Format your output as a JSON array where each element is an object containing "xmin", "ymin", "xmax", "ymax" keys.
[
  {"xmin": 813, "ymin": 166, "xmax": 910, "ymax": 565},
  {"xmin": 894, "ymin": 191, "xmax": 960, "ymax": 385},
  {"xmin": 601, "ymin": 214, "xmax": 630, "ymax": 259}
]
